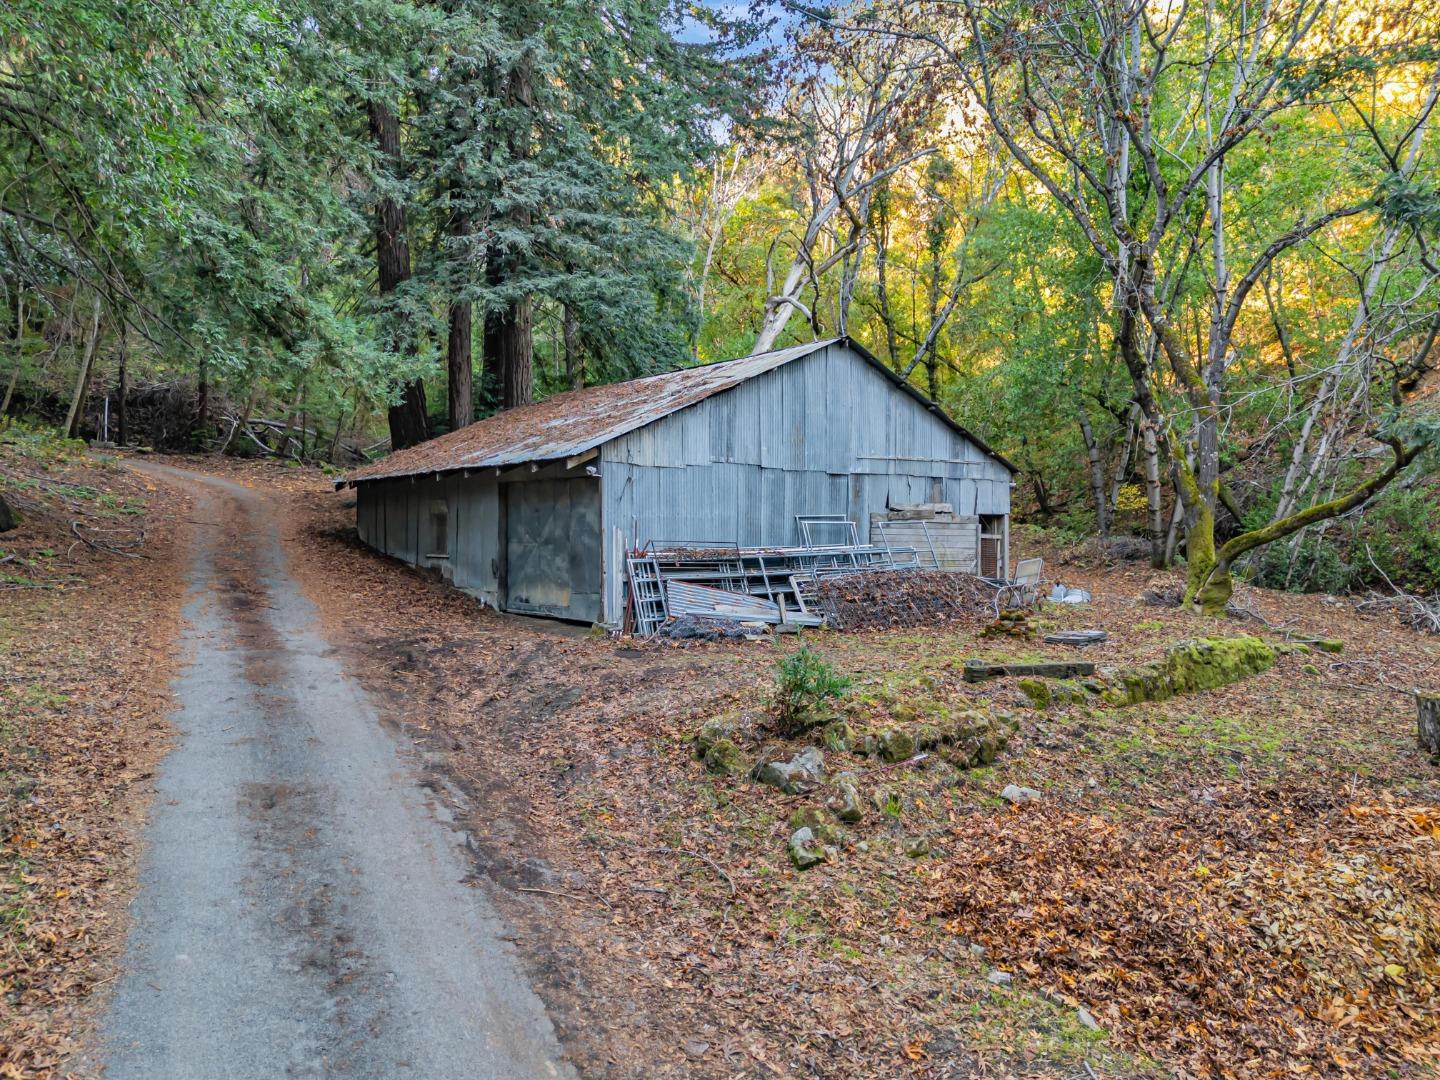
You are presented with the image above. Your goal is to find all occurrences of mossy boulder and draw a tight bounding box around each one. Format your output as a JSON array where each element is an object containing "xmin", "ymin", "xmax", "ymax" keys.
[
  {"xmin": 1017, "ymin": 678, "xmax": 1051, "ymax": 709},
  {"xmin": 753, "ymin": 746, "xmax": 826, "ymax": 794},
  {"xmin": 1103, "ymin": 636, "xmax": 1276, "ymax": 706},
  {"xmin": 877, "ymin": 728, "xmax": 916, "ymax": 763},
  {"xmin": 1314, "ymin": 638, "xmax": 1344, "ymax": 654},
  {"xmin": 1050, "ymin": 680, "xmax": 1088, "ymax": 706},
  {"xmin": 821, "ymin": 719, "xmax": 855, "ymax": 752},
  {"xmin": 1164, "ymin": 636, "xmax": 1276, "ymax": 695},
  {"xmin": 1102, "ymin": 663, "xmax": 1171, "ymax": 706},
  {"xmin": 695, "ymin": 716, "xmax": 736, "ymax": 756},
  {"xmin": 788, "ymin": 827, "xmax": 828, "ymax": 870},
  {"xmin": 702, "ymin": 738, "xmax": 747, "ymax": 776},
  {"xmin": 813, "ymin": 822, "xmax": 845, "ymax": 847},
  {"xmin": 788, "ymin": 805, "xmax": 832, "ymax": 832},
  {"xmin": 826, "ymin": 776, "xmax": 864, "ymax": 823}
]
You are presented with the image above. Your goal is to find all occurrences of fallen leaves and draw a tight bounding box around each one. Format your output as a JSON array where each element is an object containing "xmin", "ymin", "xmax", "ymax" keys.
[
  {"xmin": 922, "ymin": 789, "xmax": 1440, "ymax": 1077},
  {"xmin": 0, "ymin": 447, "xmax": 190, "ymax": 1078}
]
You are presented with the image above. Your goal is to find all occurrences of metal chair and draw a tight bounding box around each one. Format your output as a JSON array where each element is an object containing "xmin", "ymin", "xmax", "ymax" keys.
[{"xmin": 993, "ymin": 557, "xmax": 1044, "ymax": 615}]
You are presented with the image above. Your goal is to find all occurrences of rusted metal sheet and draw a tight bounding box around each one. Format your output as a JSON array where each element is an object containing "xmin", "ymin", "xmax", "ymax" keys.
[
  {"xmin": 345, "ymin": 340, "xmax": 832, "ymax": 484},
  {"xmin": 665, "ymin": 580, "xmax": 781, "ymax": 621},
  {"xmin": 344, "ymin": 337, "xmax": 1018, "ymax": 487}
]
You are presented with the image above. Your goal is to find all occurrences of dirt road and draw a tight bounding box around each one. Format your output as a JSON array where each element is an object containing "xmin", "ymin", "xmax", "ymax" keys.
[{"xmin": 92, "ymin": 465, "xmax": 572, "ymax": 1079}]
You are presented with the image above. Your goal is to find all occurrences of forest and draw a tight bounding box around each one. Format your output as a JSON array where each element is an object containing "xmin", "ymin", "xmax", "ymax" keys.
[{"xmin": 3, "ymin": 0, "xmax": 1440, "ymax": 612}]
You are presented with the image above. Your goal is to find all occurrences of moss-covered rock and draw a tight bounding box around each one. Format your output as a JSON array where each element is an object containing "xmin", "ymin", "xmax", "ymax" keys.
[
  {"xmin": 1302, "ymin": 663, "xmax": 1321, "ymax": 676},
  {"xmin": 820, "ymin": 719, "xmax": 855, "ymax": 752},
  {"xmin": 788, "ymin": 805, "xmax": 831, "ymax": 832},
  {"xmin": 813, "ymin": 822, "xmax": 845, "ymax": 847},
  {"xmin": 1314, "ymin": 638, "xmax": 1344, "ymax": 654},
  {"xmin": 1017, "ymin": 678, "xmax": 1051, "ymax": 708},
  {"xmin": 753, "ymin": 746, "xmax": 826, "ymax": 793},
  {"xmin": 1103, "ymin": 636, "xmax": 1276, "ymax": 706},
  {"xmin": 826, "ymin": 775, "xmax": 864, "ymax": 823},
  {"xmin": 695, "ymin": 716, "xmax": 735, "ymax": 756},
  {"xmin": 877, "ymin": 728, "xmax": 916, "ymax": 763},
  {"xmin": 1164, "ymin": 636, "xmax": 1276, "ymax": 694},
  {"xmin": 788, "ymin": 827, "xmax": 827, "ymax": 870},
  {"xmin": 702, "ymin": 738, "xmax": 747, "ymax": 776}
]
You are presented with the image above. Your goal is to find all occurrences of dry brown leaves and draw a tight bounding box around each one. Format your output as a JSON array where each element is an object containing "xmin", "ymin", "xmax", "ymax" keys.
[
  {"xmin": 0, "ymin": 448, "xmax": 190, "ymax": 1078},
  {"xmin": 922, "ymin": 789, "xmax": 1440, "ymax": 1077}
]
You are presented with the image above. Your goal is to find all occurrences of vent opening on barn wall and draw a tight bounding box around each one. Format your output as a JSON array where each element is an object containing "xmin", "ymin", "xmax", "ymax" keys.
[{"xmin": 428, "ymin": 499, "xmax": 449, "ymax": 558}]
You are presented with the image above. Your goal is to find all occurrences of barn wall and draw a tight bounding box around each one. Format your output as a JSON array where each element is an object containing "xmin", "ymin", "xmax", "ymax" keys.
[
  {"xmin": 599, "ymin": 342, "xmax": 1012, "ymax": 621},
  {"xmin": 355, "ymin": 472, "xmax": 504, "ymax": 608}
]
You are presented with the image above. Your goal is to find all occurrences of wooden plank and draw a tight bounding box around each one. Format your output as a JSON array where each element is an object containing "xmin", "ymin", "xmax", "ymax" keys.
[{"xmin": 963, "ymin": 660, "xmax": 1097, "ymax": 683}]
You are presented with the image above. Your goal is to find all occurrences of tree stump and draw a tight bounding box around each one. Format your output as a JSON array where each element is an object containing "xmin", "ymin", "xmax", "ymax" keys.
[{"xmin": 1419, "ymin": 693, "xmax": 1440, "ymax": 758}]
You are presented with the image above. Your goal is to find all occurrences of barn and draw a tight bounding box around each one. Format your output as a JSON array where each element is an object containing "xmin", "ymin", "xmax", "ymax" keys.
[{"xmin": 340, "ymin": 338, "xmax": 1015, "ymax": 625}]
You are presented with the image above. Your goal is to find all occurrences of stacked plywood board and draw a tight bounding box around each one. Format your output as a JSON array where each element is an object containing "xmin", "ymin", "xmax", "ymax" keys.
[{"xmin": 870, "ymin": 511, "xmax": 980, "ymax": 573}]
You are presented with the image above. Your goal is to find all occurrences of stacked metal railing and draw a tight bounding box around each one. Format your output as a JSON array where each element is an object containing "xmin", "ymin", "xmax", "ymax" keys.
[{"xmin": 625, "ymin": 540, "xmax": 923, "ymax": 636}]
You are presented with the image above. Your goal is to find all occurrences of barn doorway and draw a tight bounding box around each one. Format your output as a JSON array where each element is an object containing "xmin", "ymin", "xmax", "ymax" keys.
[{"xmin": 502, "ymin": 477, "xmax": 602, "ymax": 622}]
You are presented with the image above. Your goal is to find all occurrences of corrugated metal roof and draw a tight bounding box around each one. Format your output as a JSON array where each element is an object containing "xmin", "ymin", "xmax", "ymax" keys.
[
  {"xmin": 343, "ymin": 336, "xmax": 1015, "ymax": 485},
  {"xmin": 344, "ymin": 340, "xmax": 837, "ymax": 484}
]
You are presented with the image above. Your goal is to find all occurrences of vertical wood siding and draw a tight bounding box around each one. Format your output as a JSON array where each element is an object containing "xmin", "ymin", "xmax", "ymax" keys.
[{"xmin": 599, "ymin": 342, "xmax": 1012, "ymax": 621}]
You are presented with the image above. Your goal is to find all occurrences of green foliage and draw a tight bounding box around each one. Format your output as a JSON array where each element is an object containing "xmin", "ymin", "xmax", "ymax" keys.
[
  {"xmin": 775, "ymin": 646, "xmax": 851, "ymax": 737},
  {"xmin": 0, "ymin": 421, "xmax": 89, "ymax": 466},
  {"xmin": 1249, "ymin": 483, "xmax": 1440, "ymax": 597}
]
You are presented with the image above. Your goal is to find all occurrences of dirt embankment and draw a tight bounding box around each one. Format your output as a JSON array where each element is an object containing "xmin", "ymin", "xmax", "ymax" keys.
[{"xmin": 1, "ymin": 438, "xmax": 192, "ymax": 1078}]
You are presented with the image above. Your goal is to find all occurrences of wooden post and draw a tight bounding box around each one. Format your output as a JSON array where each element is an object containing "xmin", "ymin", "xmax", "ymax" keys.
[{"xmin": 1419, "ymin": 693, "xmax": 1440, "ymax": 758}]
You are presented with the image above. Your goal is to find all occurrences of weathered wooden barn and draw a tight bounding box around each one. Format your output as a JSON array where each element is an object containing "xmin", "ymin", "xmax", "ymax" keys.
[{"xmin": 341, "ymin": 338, "xmax": 1015, "ymax": 624}]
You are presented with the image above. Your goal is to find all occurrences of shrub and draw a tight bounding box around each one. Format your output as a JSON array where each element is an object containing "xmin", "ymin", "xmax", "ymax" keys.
[
  {"xmin": 1246, "ymin": 483, "xmax": 1440, "ymax": 597},
  {"xmin": 774, "ymin": 646, "xmax": 851, "ymax": 737}
]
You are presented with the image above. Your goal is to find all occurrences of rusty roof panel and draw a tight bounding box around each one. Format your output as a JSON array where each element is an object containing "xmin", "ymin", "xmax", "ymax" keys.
[{"xmin": 344, "ymin": 340, "xmax": 838, "ymax": 484}]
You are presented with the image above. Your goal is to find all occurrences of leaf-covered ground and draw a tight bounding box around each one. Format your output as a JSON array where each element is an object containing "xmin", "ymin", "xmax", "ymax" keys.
[
  {"xmin": 195, "ymin": 460, "xmax": 1430, "ymax": 1080},
  {"xmin": 0, "ymin": 434, "xmax": 191, "ymax": 1078},
  {"xmin": 13, "ymin": 450, "xmax": 1440, "ymax": 1079}
]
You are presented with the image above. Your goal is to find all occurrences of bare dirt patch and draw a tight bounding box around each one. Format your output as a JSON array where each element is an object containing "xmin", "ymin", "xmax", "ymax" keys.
[{"xmin": 0, "ymin": 437, "xmax": 192, "ymax": 1078}]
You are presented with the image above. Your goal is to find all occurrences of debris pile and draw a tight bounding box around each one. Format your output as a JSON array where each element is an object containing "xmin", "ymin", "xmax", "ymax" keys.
[
  {"xmin": 1140, "ymin": 577, "xmax": 1185, "ymax": 606},
  {"xmin": 979, "ymin": 609, "xmax": 1034, "ymax": 639},
  {"xmin": 806, "ymin": 569, "xmax": 1000, "ymax": 630},
  {"xmin": 655, "ymin": 615, "xmax": 764, "ymax": 642},
  {"xmin": 625, "ymin": 540, "xmax": 924, "ymax": 635}
]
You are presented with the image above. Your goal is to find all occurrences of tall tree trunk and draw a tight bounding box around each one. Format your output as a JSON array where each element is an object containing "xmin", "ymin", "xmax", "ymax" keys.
[
  {"xmin": 369, "ymin": 100, "xmax": 429, "ymax": 449},
  {"xmin": 448, "ymin": 298, "xmax": 472, "ymax": 430},
  {"xmin": 563, "ymin": 304, "xmax": 582, "ymax": 389},
  {"xmin": 2, "ymin": 290, "xmax": 23, "ymax": 417},
  {"xmin": 483, "ymin": 57, "xmax": 535, "ymax": 410},
  {"xmin": 446, "ymin": 164, "xmax": 474, "ymax": 431},
  {"xmin": 1108, "ymin": 403, "xmax": 1138, "ymax": 512},
  {"xmin": 1032, "ymin": 473, "xmax": 1056, "ymax": 517},
  {"xmin": 493, "ymin": 298, "xmax": 533, "ymax": 409},
  {"xmin": 64, "ymin": 293, "xmax": 102, "ymax": 439},
  {"xmin": 871, "ymin": 182, "xmax": 900, "ymax": 367},
  {"xmin": 196, "ymin": 356, "xmax": 209, "ymax": 433},
  {"xmin": 1077, "ymin": 407, "xmax": 1109, "ymax": 540},
  {"xmin": 1116, "ymin": 308, "xmax": 1167, "ymax": 567},
  {"xmin": 116, "ymin": 313, "xmax": 128, "ymax": 446}
]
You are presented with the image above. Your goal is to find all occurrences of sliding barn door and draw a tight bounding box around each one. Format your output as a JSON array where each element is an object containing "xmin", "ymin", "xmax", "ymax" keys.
[{"xmin": 503, "ymin": 478, "xmax": 601, "ymax": 622}]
